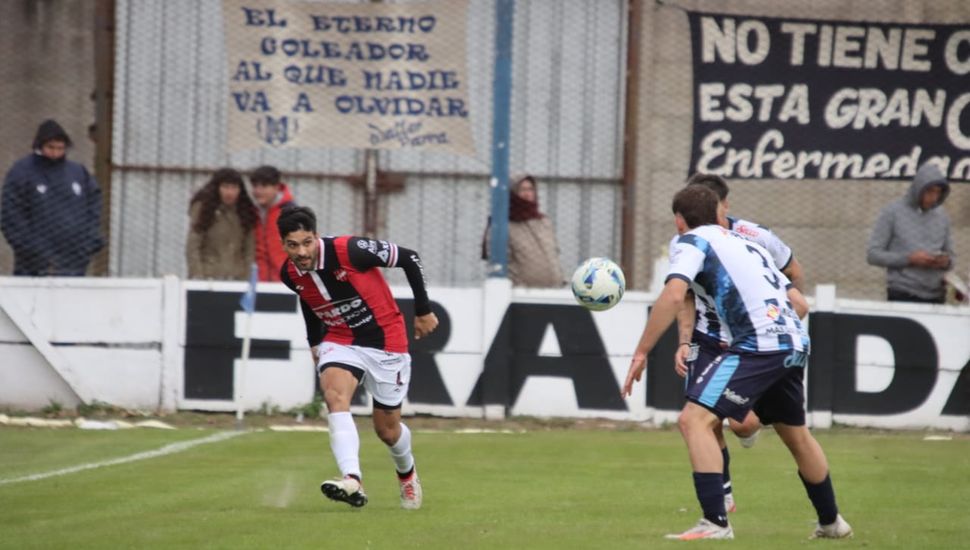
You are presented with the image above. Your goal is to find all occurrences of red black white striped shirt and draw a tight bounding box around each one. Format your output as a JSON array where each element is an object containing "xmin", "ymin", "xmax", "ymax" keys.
[{"xmin": 280, "ymin": 236, "xmax": 431, "ymax": 353}]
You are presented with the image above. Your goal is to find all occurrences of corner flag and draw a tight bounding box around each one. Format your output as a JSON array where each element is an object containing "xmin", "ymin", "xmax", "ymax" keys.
[
  {"xmin": 240, "ymin": 263, "xmax": 258, "ymax": 313},
  {"xmin": 236, "ymin": 262, "xmax": 258, "ymax": 426}
]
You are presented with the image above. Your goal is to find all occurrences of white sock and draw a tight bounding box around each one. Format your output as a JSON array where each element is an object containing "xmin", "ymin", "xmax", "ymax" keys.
[
  {"xmin": 389, "ymin": 422, "xmax": 415, "ymax": 475},
  {"xmin": 327, "ymin": 411, "xmax": 361, "ymax": 480}
]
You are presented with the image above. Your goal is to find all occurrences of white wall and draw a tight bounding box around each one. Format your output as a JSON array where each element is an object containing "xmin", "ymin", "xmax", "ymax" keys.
[
  {"xmin": 1, "ymin": 276, "xmax": 968, "ymax": 431},
  {"xmin": 0, "ymin": 277, "xmax": 172, "ymax": 410}
]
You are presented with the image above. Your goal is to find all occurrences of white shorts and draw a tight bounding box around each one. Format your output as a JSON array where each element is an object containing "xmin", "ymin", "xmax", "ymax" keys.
[{"xmin": 315, "ymin": 342, "xmax": 411, "ymax": 408}]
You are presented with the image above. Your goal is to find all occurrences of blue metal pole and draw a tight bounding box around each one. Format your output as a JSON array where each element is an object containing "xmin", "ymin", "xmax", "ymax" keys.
[{"xmin": 488, "ymin": 0, "xmax": 514, "ymax": 278}]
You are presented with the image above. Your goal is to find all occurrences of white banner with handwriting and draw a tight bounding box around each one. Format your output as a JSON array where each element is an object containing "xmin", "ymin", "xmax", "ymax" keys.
[{"xmin": 223, "ymin": 0, "xmax": 474, "ymax": 155}]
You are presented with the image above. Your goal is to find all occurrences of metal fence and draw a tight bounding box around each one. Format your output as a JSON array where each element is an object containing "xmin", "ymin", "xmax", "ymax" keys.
[
  {"xmin": 2, "ymin": 0, "xmax": 969, "ymax": 303},
  {"xmin": 108, "ymin": 0, "xmax": 626, "ymax": 289},
  {"xmin": 0, "ymin": 0, "xmax": 626, "ymax": 287}
]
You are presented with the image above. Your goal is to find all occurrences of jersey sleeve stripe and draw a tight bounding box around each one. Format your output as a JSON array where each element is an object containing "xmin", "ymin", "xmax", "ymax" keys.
[
  {"xmin": 665, "ymin": 273, "xmax": 693, "ymax": 285},
  {"xmin": 388, "ymin": 243, "xmax": 398, "ymax": 267},
  {"xmin": 779, "ymin": 251, "xmax": 794, "ymax": 272}
]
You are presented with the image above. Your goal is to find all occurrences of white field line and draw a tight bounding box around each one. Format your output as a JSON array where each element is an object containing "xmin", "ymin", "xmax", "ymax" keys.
[{"xmin": 0, "ymin": 430, "xmax": 246, "ymax": 486}]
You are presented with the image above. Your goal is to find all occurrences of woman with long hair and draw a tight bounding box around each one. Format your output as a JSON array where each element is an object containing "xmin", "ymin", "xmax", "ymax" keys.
[{"xmin": 186, "ymin": 167, "xmax": 258, "ymax": 280}]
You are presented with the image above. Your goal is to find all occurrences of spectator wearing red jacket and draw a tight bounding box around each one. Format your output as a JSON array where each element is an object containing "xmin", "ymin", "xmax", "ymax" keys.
[{"xmin": 250, "ymin": 165, "xmax": 295, "ymax": 282}]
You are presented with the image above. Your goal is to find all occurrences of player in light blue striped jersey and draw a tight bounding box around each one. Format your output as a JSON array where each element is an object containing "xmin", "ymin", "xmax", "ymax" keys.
[
  {"xmin": 623, "ymin": 185, "xmax": 851, "ymax": 541},
  {"xmin": 668, "ymin": 173, "xmax": 804, "ymax": 513}
]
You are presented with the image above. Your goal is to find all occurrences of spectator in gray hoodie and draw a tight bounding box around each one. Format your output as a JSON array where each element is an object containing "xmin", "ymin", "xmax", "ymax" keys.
[{"xmin": 866, "ymin": 162, "xmax": 954, "ymax": 303}]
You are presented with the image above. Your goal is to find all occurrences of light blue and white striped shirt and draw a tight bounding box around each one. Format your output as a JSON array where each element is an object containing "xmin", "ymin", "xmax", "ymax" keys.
[{"xmin": 667, "ymin": 224, "xmax": 808, "ymax": 354}]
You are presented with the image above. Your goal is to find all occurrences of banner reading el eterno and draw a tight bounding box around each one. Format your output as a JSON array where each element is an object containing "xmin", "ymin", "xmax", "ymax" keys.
[
  {"xmin": 223, "ymin": 0, "xmax": 474, "ymax": 155},
  {"xmin": 688, "ymin": 12, "xmax": 970, "ymax": 181}
]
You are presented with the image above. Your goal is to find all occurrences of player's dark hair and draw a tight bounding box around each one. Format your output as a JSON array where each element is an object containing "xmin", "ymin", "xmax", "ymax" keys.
[
  {"xmin": 687, "ymin": 172, "xmax": 729, "ymax": 201},
  {"xmin": 250, "ymin": 165, "xmax": 282, "ymax": 186},
  {"xmin": 277, "ymin": 205, "xmax": 316, "ymax": 238},
  {"xmin": 672, "ymin": 185, "xmax": 719, "ymax": 229}
]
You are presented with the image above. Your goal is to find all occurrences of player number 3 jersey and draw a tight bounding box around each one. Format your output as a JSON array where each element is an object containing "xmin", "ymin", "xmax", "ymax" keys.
[
  {"xmin": 667, "ymin": 224, "xmax": 808, "ymax": 354},
  {"xmin": 667, "ymin": 216, "xmax": 794, "ymax": 345}
]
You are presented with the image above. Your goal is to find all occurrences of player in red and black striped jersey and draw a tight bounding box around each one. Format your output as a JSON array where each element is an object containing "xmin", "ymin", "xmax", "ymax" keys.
[{"xmin": 278, "ymin": 206, "xmax": 437, "ymax": 510}]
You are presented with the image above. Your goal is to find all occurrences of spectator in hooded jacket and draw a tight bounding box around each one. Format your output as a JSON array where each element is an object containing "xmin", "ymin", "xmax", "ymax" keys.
[
  {"xmin": 186, "ymin": 168, "xmax": 258, "ymax": 280},
  {"xmin": 867, "ymin": 162, "xmax": 955, "ymax": 304},
  {"xmin": 250, "ymin": 165, "xmax": 295, "ymax": 282},
  {"xmin": 1, "ymin": 120, "xmax": 103, "ymax": 276},
  {"xmin": 482, "ymin": 174, "xmax": 565, "ymax": 287}
]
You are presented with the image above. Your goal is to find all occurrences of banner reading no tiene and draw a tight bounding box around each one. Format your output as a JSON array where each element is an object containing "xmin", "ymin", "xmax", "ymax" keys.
[
  {"xmin": 688, "ymin": 12, "xmax": 970, "ymax": 181},
  {"xmin": 223, "ymin": 0, "xmax": 473, "ymax": 155}
]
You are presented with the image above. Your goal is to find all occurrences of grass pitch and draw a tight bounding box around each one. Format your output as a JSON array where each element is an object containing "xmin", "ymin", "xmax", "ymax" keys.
[{"xmin": 1, "ymin": 422, "xmax": 968, "ymax": 549}]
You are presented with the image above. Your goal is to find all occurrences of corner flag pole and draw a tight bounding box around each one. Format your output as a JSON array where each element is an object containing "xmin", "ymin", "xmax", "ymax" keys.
[{"xmin": 237, "ymin": 263, "xmax": 258, "ymax": 426}]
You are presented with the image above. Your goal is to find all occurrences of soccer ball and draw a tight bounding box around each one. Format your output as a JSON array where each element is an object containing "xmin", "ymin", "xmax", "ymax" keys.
[{"xmin": 570, "ymin": 257, "xmax": 625, "ymax": 311}]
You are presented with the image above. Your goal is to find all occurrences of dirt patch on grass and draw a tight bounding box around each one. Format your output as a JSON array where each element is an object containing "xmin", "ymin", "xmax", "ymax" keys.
[
  {"xmin": 0, "ymin": 406, "xmax": 667, "ymax": 433},
  {"xmin": 162, "ymin": 411, "xmax": 668, "ymax": 433},
  {"xmin": 4, "ymin": 406, "xmax": 967, "ymax": 438}
]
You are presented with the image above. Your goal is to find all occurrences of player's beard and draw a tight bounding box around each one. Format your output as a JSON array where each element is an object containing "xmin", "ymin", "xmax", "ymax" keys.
[{"xmin": 291, "ymin": 238, "xmax": 319, "ymax": 271}]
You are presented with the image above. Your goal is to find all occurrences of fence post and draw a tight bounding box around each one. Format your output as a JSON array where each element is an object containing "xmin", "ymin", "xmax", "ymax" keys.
[
  {"xmin": 487, "ymin": 0, "xmax": 514, "ymax": 278},
  {"xmin": 93, "ymin": 0, "xmax": 115, "ymax": 276},
  {"xmin": 481, "ymin": 0, "xmax": 515, "ymax": 419}
]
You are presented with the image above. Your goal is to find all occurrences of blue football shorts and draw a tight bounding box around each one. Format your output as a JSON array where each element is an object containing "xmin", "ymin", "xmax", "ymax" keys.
[{"xmin": 686, "ymin": 342, "xmax": 807, "ymax": 425}]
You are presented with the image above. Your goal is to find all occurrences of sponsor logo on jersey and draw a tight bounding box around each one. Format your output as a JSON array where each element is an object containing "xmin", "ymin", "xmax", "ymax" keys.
[
  {"xmin": 334, "ymin": 269, "xmax": 348, "ymax": 281},
  {"xmin": 735, "ymin": 225, "xmax": 761, "ymax": 238},
  {"xmin": 766, "ymin": 303, "xmax": 780, "ymax": 320},
  {"xmin": 347, "ymin": 314, "xmax": 374, "ymax": 328},
  {"xmin": 784, "ymin": 350, "xmax": 809, "ymax": 368},
  {"xmin": 377, "ymin": 249, "xmax": 389, "ymax": 262},
  {"xmin": 312, "ymin": 298, "xmax": 367, "ymax": 327},
  {"xmin": 357, "ymin": 239, "xmax": 378, "ymax": 254},
  {"xmin": 410, "ymin": 253, "xmax": 426, "ymax": 283},
  {"xmin": 318, "ymin": 298, "xmax": 363, "ymax": 319},
  {"xmin": 722, "ymin": 388, "xmax": 750, "ymax": 405}
]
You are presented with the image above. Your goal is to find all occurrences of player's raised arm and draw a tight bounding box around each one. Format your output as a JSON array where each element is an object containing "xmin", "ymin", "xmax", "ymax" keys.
[
  {"xmin": 346, "ymin": 238, "xmax": 439, "ymax": 339},
  {"xmin": 395, "ymin": 247, "xmax": 439, "ymax": 339},
  {"xmin": 623, "ymin": 277, "xmax": 690, "ymax": 398},
  {"xmin": 625, "ymin": 188, "xmax": 712, "ymax": 398}
]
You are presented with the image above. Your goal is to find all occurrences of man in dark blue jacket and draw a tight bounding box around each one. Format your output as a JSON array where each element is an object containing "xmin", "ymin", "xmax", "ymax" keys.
[{"xmin": 1, "ymin": 120, "xmax": 103, "ymax": 276}]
